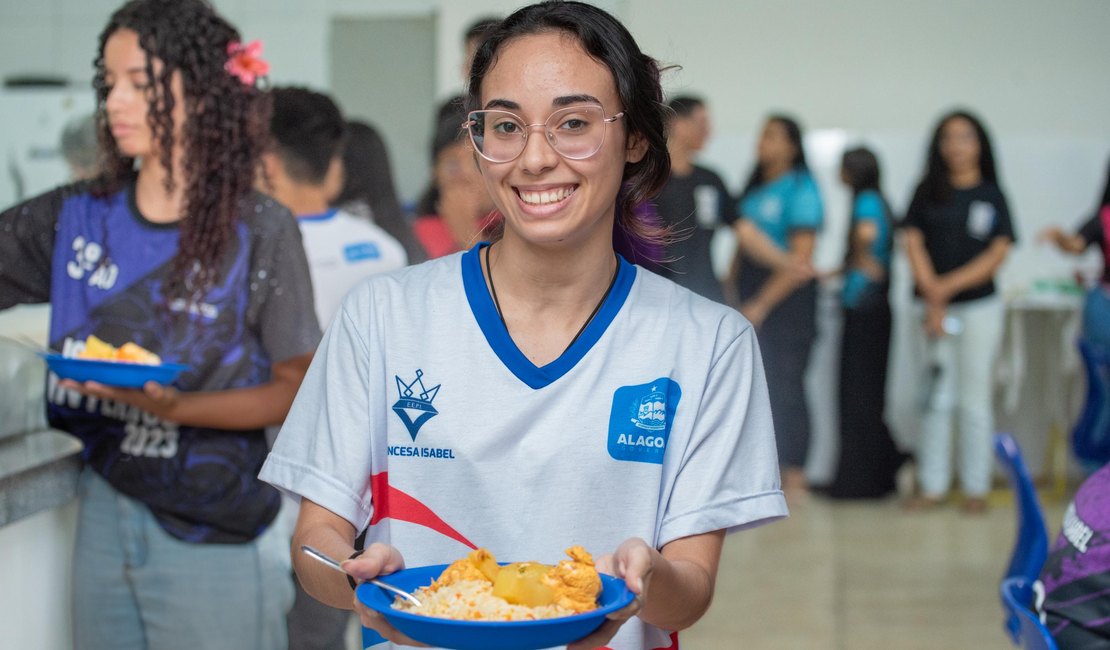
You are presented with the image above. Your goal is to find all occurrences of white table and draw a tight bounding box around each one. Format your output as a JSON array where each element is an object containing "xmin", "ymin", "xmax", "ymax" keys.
[{"xmin": 998, "ymin": 289, "xmax": 1084, "ymax": 491}]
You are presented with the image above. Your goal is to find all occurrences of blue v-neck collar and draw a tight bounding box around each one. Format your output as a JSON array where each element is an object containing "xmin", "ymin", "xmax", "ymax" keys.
[{"xmin": 461, "ymin": 242, "xmax": 636, "ymax": 390}]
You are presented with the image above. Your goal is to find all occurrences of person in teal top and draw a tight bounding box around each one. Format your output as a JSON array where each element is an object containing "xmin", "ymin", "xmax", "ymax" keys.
[
  {"xmin": 738, "ymin": 161, "xmax": 823, "ymax": 250},
  {"xmin": 826, "ymin": 147, "xmax": 904, "ymax": 499},
  {"xmin": 842, "ymin": 187, "xmax": 891, "ymax": 308},
  {"xmin": 729, "ymin": 114, "xmax": 823, "ymax": 502}
]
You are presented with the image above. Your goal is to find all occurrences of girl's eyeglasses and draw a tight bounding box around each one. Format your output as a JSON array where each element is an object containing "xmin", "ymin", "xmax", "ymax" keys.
[{"xmin": 463, "ymin": 104, "xmax": 624, "ymax": 163}]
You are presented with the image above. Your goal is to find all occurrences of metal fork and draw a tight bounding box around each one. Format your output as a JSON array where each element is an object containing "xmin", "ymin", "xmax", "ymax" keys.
[{"xmin": 300, "ymin": 544, "xmax": 422, "ymax": 607}]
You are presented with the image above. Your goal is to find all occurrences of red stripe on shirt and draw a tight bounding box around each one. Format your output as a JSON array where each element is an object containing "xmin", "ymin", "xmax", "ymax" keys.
[{"xmin": 368, "ymin": 472, "xmax": 476, "ymax": 549}]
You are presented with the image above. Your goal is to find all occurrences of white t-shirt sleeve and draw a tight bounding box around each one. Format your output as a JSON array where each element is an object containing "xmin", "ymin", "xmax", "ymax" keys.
[
  {"xmin": 259, "ymin": 290, "xmax": 378, "ymax": 531},
  {"xmin": 657, "ymin": 321, "xmax": 787, "ymax": 546}
]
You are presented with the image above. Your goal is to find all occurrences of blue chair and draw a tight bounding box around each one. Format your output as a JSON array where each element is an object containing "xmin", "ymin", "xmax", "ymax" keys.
[
  {"xmin": 1074, "ymin": 338, "xmax": 1110, "ymax": 470},
  {"xmin": 994, "ymin": 433, "xmax": 1050, "ymax": 585},
  {"xmin": 999, "ymin": 577, "xmax": 1058, "ymax": 650},
  {"xmin": 993, "ymin": 433, "xmax": 1051, "ymax": 644}
]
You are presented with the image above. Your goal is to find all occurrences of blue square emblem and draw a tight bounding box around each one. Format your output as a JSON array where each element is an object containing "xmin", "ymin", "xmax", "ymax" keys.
[{"xmin": 607, "ymin": 378, "xmax": 681, "ymax": 464}]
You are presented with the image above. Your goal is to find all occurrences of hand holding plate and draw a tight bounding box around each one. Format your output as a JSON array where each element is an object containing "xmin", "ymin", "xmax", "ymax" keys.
[{"xmin": 566, "ymin": 538, "xmax": 652, "ymax": 650}]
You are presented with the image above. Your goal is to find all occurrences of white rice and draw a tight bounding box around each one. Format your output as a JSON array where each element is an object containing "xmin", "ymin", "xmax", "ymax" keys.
[{"xmin": 391, "ymin": 579, "xmax": 577, "ymax": 621}]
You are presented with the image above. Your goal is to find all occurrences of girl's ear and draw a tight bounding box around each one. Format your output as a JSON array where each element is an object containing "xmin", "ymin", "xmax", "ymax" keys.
[{"xmin": 625, "ymin": 131, "xmax": 648, "ymax": 164}]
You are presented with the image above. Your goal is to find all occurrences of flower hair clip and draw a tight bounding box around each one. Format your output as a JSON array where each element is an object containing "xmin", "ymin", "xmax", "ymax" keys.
[{"xmin": 225, "ymin": 40, "xmax": 270, "ymax": 87}]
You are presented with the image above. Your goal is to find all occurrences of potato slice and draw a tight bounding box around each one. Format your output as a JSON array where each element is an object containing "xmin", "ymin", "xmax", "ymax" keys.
[
  {"xmin": 493, "ymin": 562, "xmax": 555, "ymax": 607},
  {"xmin": 77, "ymin": 334, "xmax": 117, "ymax": 360}
]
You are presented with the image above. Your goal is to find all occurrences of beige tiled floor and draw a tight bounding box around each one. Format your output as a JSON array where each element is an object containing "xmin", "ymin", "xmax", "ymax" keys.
[{"xmin": 679, "ymin": 490, "xmax": 1067, "ymax": 650}]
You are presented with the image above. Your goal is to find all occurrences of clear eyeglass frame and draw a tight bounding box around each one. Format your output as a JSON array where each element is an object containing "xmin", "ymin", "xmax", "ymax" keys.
[{"xmin": 463, "ymin": 104, "xmax": 625, "ymax": 163}]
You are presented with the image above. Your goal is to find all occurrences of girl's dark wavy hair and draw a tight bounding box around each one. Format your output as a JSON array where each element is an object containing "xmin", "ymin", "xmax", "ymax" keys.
[
  {"xmin": 465, "ymin": 0, "xmax": 671, "ymax": 264},
  {"xmin": 912, "ymin": 109, "xmax": 999, "ymax": 207},
  {"xmin": 93, "ymin": 0, "xmax": 270, "ymax": 304},
  {"xmin": 740, "ymin": 114, "xmax": 808, "ymax": 200}
]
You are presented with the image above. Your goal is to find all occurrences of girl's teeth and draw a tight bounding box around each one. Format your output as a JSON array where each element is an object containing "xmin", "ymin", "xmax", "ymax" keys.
[{"xmin": 521, "ymin": 187, "xmax": 571, "ymax": 205}]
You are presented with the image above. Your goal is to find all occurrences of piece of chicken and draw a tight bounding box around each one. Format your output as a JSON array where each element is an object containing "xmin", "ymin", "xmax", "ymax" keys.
[
  {"xmin": 542, "ymin": 545, "xmax": 602, "ymax": 613},
  {"xmin": 76, "ymin": 335, "xmax": 161, "ymax": 365},
  {"xmin": 430, "ymin": 546, "xmax": 601, "ymax": 612},
  {"xmin": 431, "ymin": 548, "xmax": 498, "ymax": 591}
]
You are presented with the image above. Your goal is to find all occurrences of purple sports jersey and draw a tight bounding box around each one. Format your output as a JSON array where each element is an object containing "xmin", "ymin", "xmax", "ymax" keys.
[
  {"xmin": 1038, "ymin": 462, "xmax": 1110, "ymax": 644},
  {"xmin": 0, "ymin": 181, "xmax": 320, "ymax": 543}
]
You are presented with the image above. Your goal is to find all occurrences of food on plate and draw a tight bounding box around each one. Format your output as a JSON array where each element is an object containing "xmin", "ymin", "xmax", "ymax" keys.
[
  {"xmin": 392, "ymin": 546, "xmax": 603, "ymax": 621},
  {"xmin": 75, "ymin": 335, "xmax": 162, "ymax": 365}
]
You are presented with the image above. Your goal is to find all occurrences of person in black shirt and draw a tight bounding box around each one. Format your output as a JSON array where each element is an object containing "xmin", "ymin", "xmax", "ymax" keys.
[
  {"xmin": 1040, "ymin": 158, "xmax": 1110, "ymax": 348},
  {"xmin": 653, "ymin": 95, "xmax": 736, "ymax": 302},
  {"xmin": 903, "ymin": 110, "xmax": 1016, "ymax": 513}
]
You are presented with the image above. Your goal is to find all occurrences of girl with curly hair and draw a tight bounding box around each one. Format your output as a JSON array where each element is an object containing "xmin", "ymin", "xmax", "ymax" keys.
[{"xmin": 0, "ymin": 0, "xmax": 320, "ymax": 647}]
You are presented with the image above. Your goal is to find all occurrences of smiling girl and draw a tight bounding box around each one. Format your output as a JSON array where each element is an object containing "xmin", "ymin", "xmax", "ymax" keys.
[
  {"xmin": 0, "ymin": 0, "xmax": 320, "ymax": 647},
  {"xmin": 261, "ymin": 3, "xmax": 786, "ymax": 649}
]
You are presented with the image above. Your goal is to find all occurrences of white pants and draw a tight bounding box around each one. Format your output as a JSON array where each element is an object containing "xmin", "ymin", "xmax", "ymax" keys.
[{"xmin": 917, "ymin": 295, "xmax": 1004, "ymax": 498}]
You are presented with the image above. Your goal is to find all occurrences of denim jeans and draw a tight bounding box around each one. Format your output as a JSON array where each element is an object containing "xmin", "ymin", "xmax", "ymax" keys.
[
  {"xmin": 1084, "ymin": 285, "xmax": 1110, "ymax": 349},
  {"xmin": 916, "ymin": 295, "xmax": 1004, "ymax": 498},
  {"xmin": 72, "ymin": 469, "xmax": 294, "ymax": 650}
]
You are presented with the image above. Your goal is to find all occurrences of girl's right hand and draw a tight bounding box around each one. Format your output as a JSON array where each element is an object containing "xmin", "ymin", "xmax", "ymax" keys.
[
  {"xmin": 786, "ymin": 259, "xmax": 817, "ymax": 284},
  {"xmin": 343, "ymin": 543, "xmax": 430, "ymax": 647}
]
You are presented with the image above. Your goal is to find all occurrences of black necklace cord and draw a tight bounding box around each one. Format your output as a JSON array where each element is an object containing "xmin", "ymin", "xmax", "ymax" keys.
[{"xmin": 484, "ymin": 245, "xmax": 618, "ymax": 355}]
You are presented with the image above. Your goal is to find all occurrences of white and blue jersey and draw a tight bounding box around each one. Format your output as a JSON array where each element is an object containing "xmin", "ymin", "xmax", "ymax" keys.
[
  {"xmin": 261, "ymin": 242, "xmax": 787, "ymax": 650},
  {"xmin": 842, "ymin": 190, "xmax": 892, "ymax": 309},
  {"xmin": 297, "ymin": 207, "xmax": 408, "ymax": 328},
  {"xmin": 738, "ymin": 168, "xmax": 823, "ymax": 248},
  {"xmin": 0, "ymin": 182, "xmax": 321, "ymax": 543}
]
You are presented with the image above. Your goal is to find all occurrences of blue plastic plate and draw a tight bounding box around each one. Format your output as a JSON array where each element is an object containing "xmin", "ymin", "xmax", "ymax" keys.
[
  {"xmin": 42, "ymin": 354, "xmax": 188, "ymax": 389},
  {"xmin": 356, "ymin": 564, "xmax": 635, "ymax": 650}
]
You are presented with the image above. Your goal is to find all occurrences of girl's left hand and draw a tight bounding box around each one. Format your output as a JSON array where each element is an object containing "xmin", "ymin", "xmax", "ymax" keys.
[
  {"xmin": 567, "ymin": 538, "xmax": 655, "ymax": 650},
  {"xmin": 59, "ymin": 379, "xmax": 179, "ymax": 420}
]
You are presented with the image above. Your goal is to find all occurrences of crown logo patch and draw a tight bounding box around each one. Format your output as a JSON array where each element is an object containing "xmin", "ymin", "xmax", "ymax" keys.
[{"xmin": 392, "ymin": 369, "xmax": 440, "ymax": 440}]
